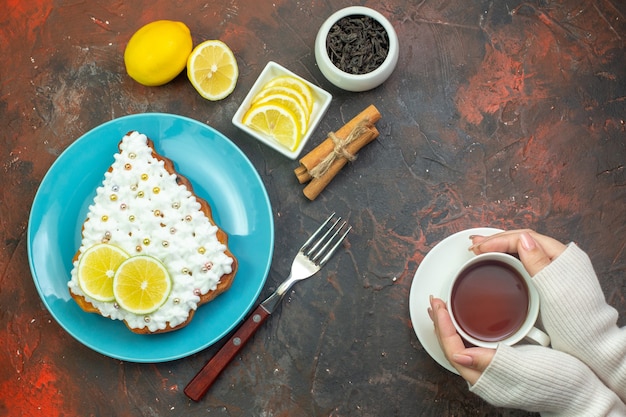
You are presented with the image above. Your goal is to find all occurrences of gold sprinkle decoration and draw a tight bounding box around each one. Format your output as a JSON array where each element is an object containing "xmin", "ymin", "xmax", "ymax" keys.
[
  {"xmin": 173, "ymin": 298, "xmax": 180, "ymax": 304},
  {"xmin": 198, "ymin": 247, "xmax": 206, "ymax": 254},
  {"xmin": 153, "ymin": 187, "xmax": 160, "ymax": 194},
  {"xmin": 137, "ymin": 191, "xmax": 144, "ymax": 198},
  {"xmin": 110, "ymin": 194, "xmax": 118, "ymax": 201},
  {"xmin": 162, "ymin": 241, "xmax": 169, "ymax": 247},
  {"xmin": 124, "ymin": 163, "xmax": 132, "ymax": 170},
  {"xmin": 135, "ymin": 245, "xmax": 142, "ymax": 252},
  {"xmin": 143, "ymin": 238, "xmax": 151, "ymax": 245},
  {"xmin": 129, "ymin": 215, "xmax": 136, "ymax": 222},
  {"xmin": 101, "ymin": 215, "xmax": 108, "ymax": 222},
  {"xmin": 185, "ymin": 215, "xmax": 192, "ymax": 222},
  {"xmin": 141, "ymin": 173, "xmax": 148, "ymax": 181},
  {"xmin": 172, "ymin": 202, "xmax": 180, "ymax": 209},
  {"xmin": 129, "ymin": 152, "xmax": 136, "ymax": 159},
  {"xmin": 154, "ymin": 210, "xmax": 161, "ymax": 217},
  {"xmin": 181, "ymin": 268, "xmax": 190, "ymax": 275}
]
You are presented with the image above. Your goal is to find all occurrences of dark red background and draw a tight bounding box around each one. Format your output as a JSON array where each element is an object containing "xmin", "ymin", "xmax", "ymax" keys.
[{"xmin": 1, "ymin": 0, "xmax": 624, "ymax": 416}]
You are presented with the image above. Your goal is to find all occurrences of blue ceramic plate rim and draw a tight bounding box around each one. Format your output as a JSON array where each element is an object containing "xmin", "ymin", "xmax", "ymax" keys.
[{"xmin": 27, "ymin": 113, "xmax": 274, "ymax": 363}]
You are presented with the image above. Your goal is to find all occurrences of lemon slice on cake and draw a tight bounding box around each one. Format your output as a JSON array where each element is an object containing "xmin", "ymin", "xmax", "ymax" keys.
[
  {"xmin": 187, "ymin": 40, "xmax": 239, "ymax": 101},
  {"xmin": 77, "ymin": 243, "xmax": 130, "ymax": 302},
  {"xmin": 113, "ymin": 255, "xmax": 172, "ymax": 315}
]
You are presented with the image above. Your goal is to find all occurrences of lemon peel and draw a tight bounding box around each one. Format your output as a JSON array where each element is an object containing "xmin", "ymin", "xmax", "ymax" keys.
[{"xmin": 124, "ymin": 20, "xmax": 192, "ymax": 87}]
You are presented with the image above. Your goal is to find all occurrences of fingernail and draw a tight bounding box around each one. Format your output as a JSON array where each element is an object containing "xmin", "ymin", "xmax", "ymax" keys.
[
  {"xmin": 452, "ymin": 353, "xmax": 474, "ymax": 367},
  {"xmin": 520, "ymin": 232, "xmax": 536, "ymax": 251},
  {"xmin": 468, "ymin": 236, "xmax": 485, "ymax": 252},
  {"xmin": 429, "ymin": 294, "xmax": 439, "ymax": 310}
]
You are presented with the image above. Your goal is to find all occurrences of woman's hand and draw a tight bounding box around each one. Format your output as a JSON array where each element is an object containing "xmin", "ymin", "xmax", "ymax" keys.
[
  {"xmin": 428, "ymin": 229, "xmax": 566, "ymax": 385},
  {"xmin": 468, "ymin": 230, "xmax": 566, "ymax": 276},
  {"xmin": 428, "ymin": 295, "xmax": 495, "ymax": 385}
]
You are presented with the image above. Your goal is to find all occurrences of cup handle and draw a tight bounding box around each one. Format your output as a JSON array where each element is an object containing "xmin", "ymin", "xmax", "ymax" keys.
[{"xmin": 525, "ymin": 326, "xmax": 550, "ymax": 347}]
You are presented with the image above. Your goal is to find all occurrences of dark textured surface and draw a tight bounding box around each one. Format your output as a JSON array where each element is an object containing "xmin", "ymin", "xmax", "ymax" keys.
[{"xmin": 1, "ymin": 1, "xmax": 625, "ymax": 416}]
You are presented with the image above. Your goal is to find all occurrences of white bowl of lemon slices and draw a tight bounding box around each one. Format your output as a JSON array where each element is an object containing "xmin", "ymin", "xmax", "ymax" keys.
[{"xmin": 232, "ymin": 61, "xmax": 332, "ymax": 159}]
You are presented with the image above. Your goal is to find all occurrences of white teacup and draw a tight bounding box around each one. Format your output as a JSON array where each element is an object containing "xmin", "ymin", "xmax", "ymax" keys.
[{"xmin": 446, "ymin": 252, "xmax": 550, "ymax": 349}]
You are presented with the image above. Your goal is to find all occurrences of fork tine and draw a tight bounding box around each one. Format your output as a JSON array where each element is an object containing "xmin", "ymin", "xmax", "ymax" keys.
[
  {"xmin": 317, "ymin": 223, "xmax": 351, "ymax": 266},
  {"xmin": 306, "ymin": 217, "xmax": 341, "ymax": 256},
  {"xmin": 301, "ymin": 213, "xmax": 351, "ymax": 266},
  {"xmin": 300, "ymin": 212, "xmax": 335, "ymax": 252},
  {"xmin": 310, "ymin": 220, "xmax": 345, "ymax": 262}
]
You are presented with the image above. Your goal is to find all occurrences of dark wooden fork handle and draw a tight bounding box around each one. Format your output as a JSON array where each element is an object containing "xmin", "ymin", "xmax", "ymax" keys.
[{"xmin": 184, "ymin": 305, "xmax": 270, "ymax": 401}]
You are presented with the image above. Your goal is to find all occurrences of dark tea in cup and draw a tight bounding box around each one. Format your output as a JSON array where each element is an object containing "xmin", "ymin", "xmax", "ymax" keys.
[
  {"xmin": 447, "ymin": 252, "xmax": 550, "ymax": 348},
  {"xmin": 450, "ymin": 259, "xmax": 529, "ymax": 343}
]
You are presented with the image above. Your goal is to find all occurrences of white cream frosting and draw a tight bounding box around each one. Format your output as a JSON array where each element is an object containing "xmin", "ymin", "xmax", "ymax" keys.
[{"xmin": 68, "ymin": 131, "xmax": 234, "ymax": 332}]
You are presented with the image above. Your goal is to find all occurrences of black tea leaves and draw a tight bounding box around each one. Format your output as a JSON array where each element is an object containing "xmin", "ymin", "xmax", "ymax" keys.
[{"xmin": 326, "ymin": 14, "xmax": 390, "ymax": 75}]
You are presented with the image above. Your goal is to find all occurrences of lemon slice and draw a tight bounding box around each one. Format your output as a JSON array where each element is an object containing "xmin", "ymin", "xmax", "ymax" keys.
[
  {"xmin": 113, "ymin": 255, "xmax": 172, "ymax": 315},
  {"xmin": 77, "ymin": 243, "xmax": 130, "ymax": 302},
  {"xmin": 263, "ymin": 75, "xmax": 314, "ymax": 112},
  {"xmin": 187, "ymin": 40, "xmax": 239, "ymax": 101},
  {"xmin": 252, "ymin": 93, "xmax": 309, "ymax": 135},
  {"xmin": 252, "ymin": 85, "xmax": 310, "ymax": 118},
  {"xmin": 243, "ymin": 102, "xmax": 302, "ymax": 151}
]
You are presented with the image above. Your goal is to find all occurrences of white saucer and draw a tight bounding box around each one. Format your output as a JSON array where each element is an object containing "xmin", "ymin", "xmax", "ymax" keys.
[{"xmin": 408, "ymin": 227, "xmax": 503, "ymax": 373}]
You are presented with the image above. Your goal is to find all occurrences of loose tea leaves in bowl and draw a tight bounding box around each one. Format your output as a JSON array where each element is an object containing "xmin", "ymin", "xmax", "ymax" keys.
[{"xmin": 326, "ymin": 14, "xmax": 390, "ymax": 75}]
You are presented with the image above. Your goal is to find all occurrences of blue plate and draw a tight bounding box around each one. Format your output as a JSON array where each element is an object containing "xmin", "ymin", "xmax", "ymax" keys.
[{"xmin": 27, "ymin": 113, "xmax": 274, "ymax": 363}]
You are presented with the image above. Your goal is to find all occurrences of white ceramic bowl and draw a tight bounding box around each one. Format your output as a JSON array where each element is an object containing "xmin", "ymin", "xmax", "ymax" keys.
[
  {"xmin": 315, "ymin": 6, "xmax": 399, "ymax": 92},
  {"xmin": 232, "ymin": 61, "xmax": 332, "ymax": 160}
]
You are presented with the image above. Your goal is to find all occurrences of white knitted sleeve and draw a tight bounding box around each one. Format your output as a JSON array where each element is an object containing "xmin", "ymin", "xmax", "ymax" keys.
[
  {"xmin": 532, "ymin": 243, "xmax": 626, "ymax": 402},
  {"xmin": 470, "ymin": 344, "xmax": 626, "ymax": 416}
]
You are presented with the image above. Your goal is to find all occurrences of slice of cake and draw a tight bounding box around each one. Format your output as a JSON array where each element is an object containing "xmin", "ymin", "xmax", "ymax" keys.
[{"xmin": 68, "ymin": 131, "xmax": 237, "ymax": 334}]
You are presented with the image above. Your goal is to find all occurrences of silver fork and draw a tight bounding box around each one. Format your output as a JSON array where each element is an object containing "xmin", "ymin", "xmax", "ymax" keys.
[{"xmin": 185, "ymin": 213, "xmax": 351, "ymax": 401}]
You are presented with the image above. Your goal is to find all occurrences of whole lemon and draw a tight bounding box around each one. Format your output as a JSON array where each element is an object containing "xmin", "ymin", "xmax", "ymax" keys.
[{"xmin": 124, "ymin": 20, "xmax": 193, "ymax": 86}]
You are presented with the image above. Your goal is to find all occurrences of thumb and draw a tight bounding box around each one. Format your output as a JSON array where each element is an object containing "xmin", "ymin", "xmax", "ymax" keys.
[
  {"xmin": 453, "ymin": 347, "xmax": 495, "ymax": 372},
  {"xmin": 517, "ymin": 232, "xmax": 552, "ymax": 276}
]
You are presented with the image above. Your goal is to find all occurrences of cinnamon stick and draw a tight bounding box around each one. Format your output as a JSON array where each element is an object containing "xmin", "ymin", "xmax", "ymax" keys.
[
  {"xmin": 295, "ymin": 104, "xmax": 381, "ymax": 184},
  {"xmin": 294, "ymin": 165, "xmax": 309, "ymax": 183},
  {"xmin": 303, "ymin": 125, "xmax": 379, "ymax": 200}
]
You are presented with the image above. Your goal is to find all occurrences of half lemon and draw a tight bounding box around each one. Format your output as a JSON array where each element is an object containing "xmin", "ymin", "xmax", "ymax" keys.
[{"xmin": 187, "ymin": 40, "xmax": 239, "ymax": 101}]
